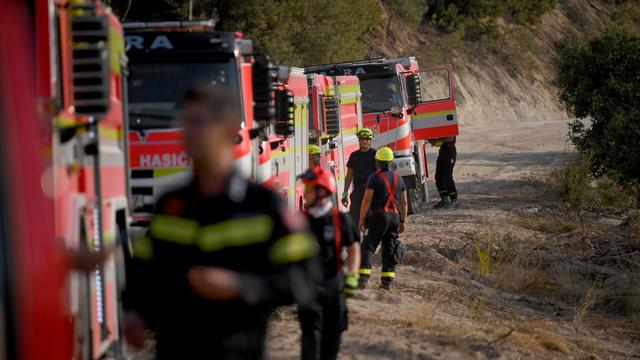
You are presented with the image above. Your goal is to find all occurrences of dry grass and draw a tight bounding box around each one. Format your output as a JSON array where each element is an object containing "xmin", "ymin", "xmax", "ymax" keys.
[
  {"xmin": 573, "ymin": 284, "xmax": 597, "ymax": 327},
  {"xmin": 465, "ymin": 221, "xmax": 640, "ymax": 323},
  {"xmin": 536, "ymin": 332, "xmax": 572, "ymax": 353},
  {"xmin": 510, "ymin": 215, "xmax": 579, "ymax": 235}
]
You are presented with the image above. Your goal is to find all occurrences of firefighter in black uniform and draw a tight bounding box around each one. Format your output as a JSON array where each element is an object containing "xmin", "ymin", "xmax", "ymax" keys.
[
  {"xmin": 342, "ymin": 128, "xmax": 377, "ymax": 224},
  {"xmin": 299, "ymin": 165, "xmax": 361, "ymax": 360},
  {"xmin": 357, "ymin": 147, "xmax": 408, "ymax": 290},
  {"xmin": 430, "ymin": 136, "xmax": 458, "ymax": 208},
  {"xmin": 123, "ymin": 86, "xmax": 320, "ymax": 359}
]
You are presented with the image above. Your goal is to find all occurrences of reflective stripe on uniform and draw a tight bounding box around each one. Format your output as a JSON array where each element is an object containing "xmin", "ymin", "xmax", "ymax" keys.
[
  {"xmin": 268, "ymin": 233, "xmax": 319, "ymax": 265},
  {"xmin": 358, "ymin": 268, "xmax": 372, "ymax": 275},
  {"xmin": 133, "ymin": 236, "xmax": 153, "ymax": 260},
  {"xmin": 198, "ymin": 215, "xmax": 273, "ymax": 252},
  {"xmin": 150, "ymin": 215, "xmax": 199, "ymax": 245},
  {"xmin": 381, "ymin": 272, "xmax": 396, "ymax": 278}
]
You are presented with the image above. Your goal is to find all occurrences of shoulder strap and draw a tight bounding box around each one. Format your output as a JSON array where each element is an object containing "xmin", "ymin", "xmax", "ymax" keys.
[
  {"xmin": 332, "ymin": 208, "xmax": 343, "ymax": 271},
  {"xmin": 377, "ymin": 171, "xmax": 399, "ymax": 213}
]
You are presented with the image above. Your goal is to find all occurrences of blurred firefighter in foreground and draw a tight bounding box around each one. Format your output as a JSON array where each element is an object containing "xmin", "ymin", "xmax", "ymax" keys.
[
  {"xmin": 299, "ymin": 166, "xmax": 361, "ymax": 360},
  {"xmin": 123, "ymin": 86, "xmax": 320, "ymax": 359},
  {"xmin": 358, "ymin": 147, "xmax": 407, "ymax": 290},
  {"xmin": 342, "ymin": 128, "xmax": 377, "ymax": 223},
  {"xmin": 309, "ymin": 145, "xmax": 322, "ymax": 168},
  {"xmin": 429, "ymin": 136, "xmax": 458, "ymax": 209}
]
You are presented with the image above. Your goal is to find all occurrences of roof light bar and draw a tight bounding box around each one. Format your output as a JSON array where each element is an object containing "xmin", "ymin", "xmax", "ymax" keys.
[{"xmin": 123, "ymin": 20, "xmax": 216, "ymax": 29}]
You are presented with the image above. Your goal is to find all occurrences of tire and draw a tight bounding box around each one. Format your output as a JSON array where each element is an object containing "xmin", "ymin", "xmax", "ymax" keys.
[{"xmin": 407, "ymin": 186, "xmax": 424, "ymax": 215}]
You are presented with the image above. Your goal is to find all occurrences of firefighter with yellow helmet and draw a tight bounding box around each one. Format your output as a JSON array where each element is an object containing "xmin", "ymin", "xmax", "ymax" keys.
[
  {"xmin": 357, "ymin": 147, "xmax": 408, "ymax": 290},
  {"xmin": 342, "ymin": 128, "xmax": 377, "ymax": 224},
  {"xmin": 308, "ymin": 145, "xmax": 322, "ymax": 168}
]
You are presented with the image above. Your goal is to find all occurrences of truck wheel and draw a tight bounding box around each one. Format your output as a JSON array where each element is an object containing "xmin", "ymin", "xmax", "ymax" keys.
[{"xmin": 407, "ymin": 186, "xmax": 424, "ymax": 215}]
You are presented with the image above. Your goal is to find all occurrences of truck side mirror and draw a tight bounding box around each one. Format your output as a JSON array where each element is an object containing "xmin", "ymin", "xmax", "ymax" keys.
[
  {"xmin": 253, "ymin": 55, "xmax": 276, "ymax": 121},
  {"xmin": 69, "ymin": 5, "xmax": 111, "ymax": 117},
  {"xmin": 405, "ymin": 74, "xmax": 421, "ymax": 107},
  {"xmin": 274, "ymin": 88, "xmax": 294, "ymax": 137}
]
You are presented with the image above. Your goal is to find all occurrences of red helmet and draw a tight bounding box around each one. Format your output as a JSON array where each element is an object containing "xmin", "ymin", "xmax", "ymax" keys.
[{"xmin": 300, "ymin": 165, "xmax": 336, "ymax": 194}]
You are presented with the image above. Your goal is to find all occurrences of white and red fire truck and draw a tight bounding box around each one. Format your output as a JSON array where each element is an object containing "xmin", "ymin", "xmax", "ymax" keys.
[
  {"xmin": 124, "ymin": 21, "xmax": 289, "ymax": 230},
  {"xmin": 305, "ymin": 57, "xmax": 459, "ymax": 213}
]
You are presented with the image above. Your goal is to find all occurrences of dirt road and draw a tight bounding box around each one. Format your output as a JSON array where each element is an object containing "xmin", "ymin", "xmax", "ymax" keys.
[{"xmin": 267, "ymin": 120, "xmax": 640, "ymax": 359}]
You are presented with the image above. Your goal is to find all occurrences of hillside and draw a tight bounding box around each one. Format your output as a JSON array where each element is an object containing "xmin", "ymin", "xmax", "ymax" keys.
[
  {"xmin": 114, "ymin": 0, "xmax": 637, "ymax": 126},
  {"xmin": 370, "ymin": 0, "xmax": 628, "ymax": 126}
]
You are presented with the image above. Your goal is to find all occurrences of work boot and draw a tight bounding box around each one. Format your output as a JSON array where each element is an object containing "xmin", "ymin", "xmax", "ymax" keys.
[
  {"xmin": 433, "ymin": 193, "xmax": 450, "ymax": 209},
  {"xmin": 358, "ymin": 274, "xmax": 370, "ymax": 289},
  {"xmin": 449, "ymin": 193, "xmax": 458, "ymax": 208},
  {"xmin": 380, "ymin": 277, "xmax": 393, "ymax": 291}
]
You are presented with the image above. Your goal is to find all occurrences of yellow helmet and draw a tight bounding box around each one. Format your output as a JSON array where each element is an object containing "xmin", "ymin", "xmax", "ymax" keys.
[
  {"xmin": 308, "ymin": 145, "xmax": 322, "ymax": 155},
  {"xmin": 375, "ymin": 147, "xmax": 394, "ymax": 162},
  {"xmin": 356, "ymin": 128, "xmax": 374, "ymax": 139}
]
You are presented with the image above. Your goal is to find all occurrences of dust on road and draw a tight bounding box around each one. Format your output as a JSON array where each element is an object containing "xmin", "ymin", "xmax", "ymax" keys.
[{"xmin": 267, "ymin": 120, "xmax": 640, "ymax": 359}]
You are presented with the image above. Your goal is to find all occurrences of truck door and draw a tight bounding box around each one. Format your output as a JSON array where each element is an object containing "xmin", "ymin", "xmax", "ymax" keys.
[{"xmin": 408, "ymin": 65, "xmax": 459, "ymax": 140}]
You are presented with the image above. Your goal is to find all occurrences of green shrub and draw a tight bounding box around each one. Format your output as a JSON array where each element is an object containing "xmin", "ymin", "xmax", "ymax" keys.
[
  {"xmin": 548, "ymin": 155, "xmax": 637, "ymax": 209},
  {"xmin": 385, "ymin": 0, "xmax": 428, "ymax": 29},
  {"xmin": 557, "ymin": 29, "xmax": 640, "ymax": 204}
]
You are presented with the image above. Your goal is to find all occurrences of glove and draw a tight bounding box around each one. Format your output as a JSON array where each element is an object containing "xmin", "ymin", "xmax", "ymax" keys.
[
  {"xmin": 343, "ymin": 272, "xmax": 359, "ymax": 298},
  {"xmin": 341, "ymin": 192, "xmax": 349, "ymax": 207}
]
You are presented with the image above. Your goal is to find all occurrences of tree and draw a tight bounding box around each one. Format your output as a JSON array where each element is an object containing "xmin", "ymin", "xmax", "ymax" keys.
[
  {"xmin": 557, "ymin": 29, "xmax": 640, "ymax": 201},
  {"xmin": 111, "ymin": 0, "xmax": 381, "ymax": 66},
  {"xmin": 219, "ymin": 0, "xmax": 381, "ymax": 66}
]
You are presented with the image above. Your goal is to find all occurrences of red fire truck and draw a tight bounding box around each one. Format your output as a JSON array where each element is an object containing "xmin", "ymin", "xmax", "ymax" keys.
[
  {"xmin": 305, "ymin": 58, "xmax": 459, "ymax": 213},
  {"xmin": 0, "ymin": 1, "xmax": 73, "ymax": 359},
  {"xmin": 246, "ymin": 68, "xmax": 364, "ymax": 212},
  {"xmin": 39, "ymin": 1, "xmax": 130, "ymax": 358},
  {"xmin": 1, "ymin": 0, "xmax": 129, "ymax": 359},
  {"xmin": 306, "ymin": 73, "xmax": 363, "ymax": 210},
  {"xmin": 124, "ymin": 22, "xmax": 289, "ymax": 229}
]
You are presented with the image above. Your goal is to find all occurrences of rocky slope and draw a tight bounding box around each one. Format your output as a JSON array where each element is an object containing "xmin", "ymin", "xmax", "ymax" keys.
[{"xmin": 370, "ymin": 0, "xmax": 620, "ymax": 126}]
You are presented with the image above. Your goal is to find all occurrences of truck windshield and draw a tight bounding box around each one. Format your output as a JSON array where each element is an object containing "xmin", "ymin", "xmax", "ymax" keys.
[
  {"xmin": 360, "ymin": 75, "xmax": 403, "ymax": 114},
  {"xmin": 128, "ymin": 59, "xmax": 240, "ymax": 130}
]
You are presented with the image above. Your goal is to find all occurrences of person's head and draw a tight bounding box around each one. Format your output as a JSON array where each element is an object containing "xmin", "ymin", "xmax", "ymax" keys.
[
  {"xmin": 181, "ymin": 85, "xmax": 240, "ymax": 177},
  {"xmin": 375, "ymin": 147, "xmax": 394, "ymax": 171},
  {"xmin": 356, "ymin": 128, "xmax": 374, "ymax": 151},
  {"xmin": 308, "ymin": 145, "xmax": 322, "ymax": 168},
  {"xmin": 300, "ymin": 165, "xmax": 336, "ymax": 208}
]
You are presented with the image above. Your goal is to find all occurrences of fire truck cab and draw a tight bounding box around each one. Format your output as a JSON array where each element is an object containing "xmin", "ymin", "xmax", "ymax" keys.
[
  {"xmin": 305, "ymin": 58, "xmax": 459, "ymax": 213},
  {"xmin": 124, "ymin": 21, "xmax": 286, "ymax": 229}
]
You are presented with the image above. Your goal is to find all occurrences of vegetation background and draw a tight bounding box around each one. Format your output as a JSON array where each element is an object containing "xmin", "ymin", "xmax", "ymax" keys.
[{"xmin": 111, "ymin": 0, "xmax": 640, "ymax": 201}]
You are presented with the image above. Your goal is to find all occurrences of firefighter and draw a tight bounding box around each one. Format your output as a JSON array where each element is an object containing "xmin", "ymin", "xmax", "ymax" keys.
[
  {"xmin": 429, "ymin": 136, "xmax": 458, "ymax": 209},
  {"xmin": 123, "ymin": 86, "xmax": 320, "ymax": 359},
  {"xmin": 299, "ymin": 165, "xmax": 361, "ymax": 360},
  {"xmin": 357, "ymin": 147, "xmax": 408, "ymax": 290},
  {"xmin": 309, "ymin": 144, "xmax": 322, "ymax": 168},
  {"xmin": 342, "ymin": 128, "xmax": 377, "ymax": 224}
]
